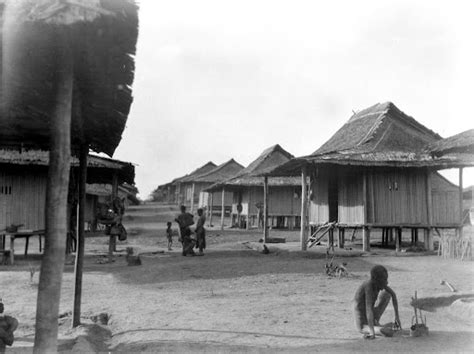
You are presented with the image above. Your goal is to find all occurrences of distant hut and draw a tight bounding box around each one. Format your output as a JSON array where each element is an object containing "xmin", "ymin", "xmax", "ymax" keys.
[
  {"xmin": 205, "ymin": 145, "xmax": 301, "ymax": 231},
  {"xmin": 174, "ymin": 161, "xmax": 217, "ymax": 209},
  {"xmin": 191, "ymin": 159, "xmax": 244, "ymax": 220},
  {"xmin": 265, "ymin": 102, "xmax": 474, "ymax": 251}
]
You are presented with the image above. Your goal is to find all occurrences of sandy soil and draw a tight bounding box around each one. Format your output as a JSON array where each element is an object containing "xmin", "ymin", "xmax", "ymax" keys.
[{"xmin": 1, "ymin": 203, "xmax": 473, "ymax": 353}]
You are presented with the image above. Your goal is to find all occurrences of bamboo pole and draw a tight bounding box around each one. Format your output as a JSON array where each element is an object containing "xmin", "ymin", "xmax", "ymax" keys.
[
  {"xmin": 362, "ymin": 172, "xmax": 370, "ymax": 252},
  {"xmin": 263, "ymin": 176, "xmax": 269, "ymax": 243},
  {"xmin": 190, "ymin": 183, "xmax": 195, "ymax": 213},
  {"xmin": 300, "ymin": 165, "xmax": 308, "ymax": 251},
  {"xmin": 108, "ymin": 173, "xmax": 118, "ymax": 258},
  {"xmin": 425, "ymin": 169, "xmax": 433, "ymax": 250},
  {"xmin": 72, "ymin": 144, "xmax": 87, "ymax": 327},
  {"xmin": 220, "ymin": 187, "xmax": 225, "ymax": 230},
  {"xmin": 459, "ymin": 167, "xmax": 464, "ymax": 238},
  {"xmin": 34, "ymin": 32, "xmax": 73, "ymax": 353},
  {"xmin": 209, "ymin": 192, "xmax": 213, "ymax": 227}
]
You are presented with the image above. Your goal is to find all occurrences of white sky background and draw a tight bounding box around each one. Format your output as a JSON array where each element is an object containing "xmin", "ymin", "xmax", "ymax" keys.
[{"xmin": 113, "ymin": 0, "xmax": 474, "ymax": 198}]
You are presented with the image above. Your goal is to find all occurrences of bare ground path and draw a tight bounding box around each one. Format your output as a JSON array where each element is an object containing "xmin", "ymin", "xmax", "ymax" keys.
[{"xmin": 1, "ymin": 203, "xmax": 473, "ymax": 353}]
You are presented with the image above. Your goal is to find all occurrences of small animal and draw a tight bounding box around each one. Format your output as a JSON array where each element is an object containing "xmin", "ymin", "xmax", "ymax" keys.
[
  {"xmin": 1, "ymin": 251, "xmax": 11, "ymax": 265},
  {"xmin": 125, "ymin": 247, "xmax": 142, "ymax": 266}
]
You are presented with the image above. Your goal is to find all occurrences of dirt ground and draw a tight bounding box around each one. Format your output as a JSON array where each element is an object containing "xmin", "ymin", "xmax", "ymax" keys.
[{"xmin": 1, "ymin": 203, "xmax": 474, "ymax": 353}]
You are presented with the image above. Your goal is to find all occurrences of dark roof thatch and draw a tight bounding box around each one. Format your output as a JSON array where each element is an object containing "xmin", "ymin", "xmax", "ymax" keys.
[
  {"xmin": 174, "ymin": 161, "xmax": 217, "ymax": 184},
  {"xmin": 0, "ymin": 149, "xmax": 135, "ymax": 184},
  {"xmin": 264, "ymin": 102, "xmax": 474, "ymax": 177},
  {"xmin": 315, "ymin": 102, "xmax": 441, "ymax": 155},
  {"xmin": 426, "ymin": 129, "xmax": 474, "ymax": 157},
  {"xmin": 1, "ymin": 0, "xmax": 139, "ymax": 156},
  {"xmin": 191, "ymin": 159, "xmax": 244, "ymax": 183},
  {"xmin": 205, "ymin": 144, "xmax": 299, "ymax": 191}
]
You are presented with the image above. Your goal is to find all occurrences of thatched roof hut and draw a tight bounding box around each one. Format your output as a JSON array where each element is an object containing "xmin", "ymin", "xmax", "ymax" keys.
[
  {"xmin": 206, "ymin": 145, "xmax": 301, "ymax": 230},
  {"xmin": 263, "ymin": 102, "xmax": 473, "ymax": 252},
  {"xmin": 172, "ymin": 161, "xmax": 216, "ymax": 206}
]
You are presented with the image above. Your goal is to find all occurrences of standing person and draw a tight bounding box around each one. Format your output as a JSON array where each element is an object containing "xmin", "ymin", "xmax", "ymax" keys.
[
  {"xmin": 166, "ymin": 222, "xmax": 173, "ymax": 251},
  {"xmin": 0, "ymin": 300, "xmax": 18, "ymax": 353},
  {"xmin": 175, "ymin": 205, "xmax": 195, "ymax": 256},
  {"xmin": 353, "ymin": 265, "xmax": 401, "ymax": 339},
  {"xmin": 195, "ymin": 208, "xmax": 206, "ymax": 255}
]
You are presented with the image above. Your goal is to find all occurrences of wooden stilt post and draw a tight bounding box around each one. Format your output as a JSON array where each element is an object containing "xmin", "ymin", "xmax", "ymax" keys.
[
  {"xmin": 190, "ymin": 183, "xmax": 195, "ymax": 213},
  {"xmin": 263, "ymin": 176, "xmax": 269, "ymax": 243},
  {"xmin": 459, "ymin": 167, "xmax": 464, "ymax": 238},
  {"xmin": 220, "ymin": 188, "xmax": 225, "ymax": 230},
  {"xmin": 72, "ymin": 144, "xmax": 87, "ymax": 327},
  {"xmin": 209, "ymin": 192, "xmax": 213, "ymax": 227},
  {"xmin": 300, "ymin": 165, "xmax": 308, "ymax": 250},
  {"xmin": 425, "ymin": 169, "xmax": 433, "ymax": 251},
  {"xmin": 34, "ymin": 33, "xmax": 72, "ymax": 352},
  {"xmin": 108, "ymin": 173, "xmax": 118, "ymax": 258},
  {"xmin": 362, "ymin": 172, "xmax": 370, "ymax": 252},
  {"xmin": 338, "ymin": 228, "xmax": 345, "ymax": 248},
  {"xmin": 395, "ymin": 227, "xmax": 402, "ymax": 252}
]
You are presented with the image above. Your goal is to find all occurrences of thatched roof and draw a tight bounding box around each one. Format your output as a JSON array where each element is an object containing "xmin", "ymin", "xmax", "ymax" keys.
[
  {"xmin": 1, "ymin": 0, "xmax": 139, "ymax": 156},
  {"xmin": 0, "ymin": 148, "xmax": 135, "ymax": 184},
  {"xmin": 426, "ymin": 129, "xmax": 474, "ymax": 157},
  {"xmin": 174, "ymin": 161, "xmax": 217, "ymax": 184},
  {"xmin": 205, "ymin": 144, "xmax": 299, "ymax": 191},
  {"xmin": 315, "ymin": 102, "xmax": 441, "ymax": 155},
  {"xmin": 264, "ymin": 102, "xmax": 474, "ymax": 176},
  {"xmin": 191, "ymin": 159, "xmax": 244, "ymax": 183}
]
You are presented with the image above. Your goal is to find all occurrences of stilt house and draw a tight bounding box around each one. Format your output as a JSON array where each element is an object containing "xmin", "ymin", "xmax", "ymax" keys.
[
  {"xmin": 205, "ymin": 145, "xmax": 301, "ymax": 229},
  {"xmin": 264, "ymin": 102, "xmax": 474, "ymax": 251},
  {"xmin": 173, "ymin": 161, "xmax": 216, "ymax": 208},
  {"xmin": 192, "ymin": 159, "xmax": 244, "ymax": 215}
]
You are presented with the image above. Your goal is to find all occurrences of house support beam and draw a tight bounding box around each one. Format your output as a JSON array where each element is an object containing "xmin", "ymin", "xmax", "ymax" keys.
[
  {"xmin": 208, "ymin": 193, "xmax": 213, "ymax": 227},
  {"xmin": 220, "ymin": 188, "xmax": 225, "ymax": 230},
  {"xmin": 362, "ymin": 172, "xmax": 370, "ymax": 252},
  {"xmin": 72, "ymin": 144, "xmax": 87, "ymax": 327},
  {"xmin": 300, "ymin": 166, "xmax": 308, "ymax": 251},
  {"xmin": 263, "ymin": 176, "xmax": 269, "ymax": 243},
  {"xmin": 459, "ymin": 167, "xmax": 464, "ymax": 238},
  {"xmin": 362, "ymin": 227, "xmax": 370, "ymax": 252},
  {"xmin": 108, "ymin": 173, "xmax": 118, "ymax": 258},
  {"xmin": 190, "ymin": 183, "xmax": 195, "ymax": 213},
  {"xmin": 425, "ymin": 169, "xmax": 433, "ymax": 251}
]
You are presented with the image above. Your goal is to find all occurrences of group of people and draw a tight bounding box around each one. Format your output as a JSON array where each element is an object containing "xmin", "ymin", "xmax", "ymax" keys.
[{"xmin": 167, "ymin": 205, "xmax": 206, "ymax": 256}]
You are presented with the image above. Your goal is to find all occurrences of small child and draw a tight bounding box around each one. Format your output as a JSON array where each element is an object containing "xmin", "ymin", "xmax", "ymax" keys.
[{"xmin": 166, "ymin": 222, "xmax": 173, "ymax": 251}]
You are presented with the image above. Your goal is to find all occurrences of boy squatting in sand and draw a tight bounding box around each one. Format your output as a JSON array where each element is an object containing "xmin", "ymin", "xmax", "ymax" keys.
[{"xmin": 353, "ymin": 265, "xmax": 402, "ymax": 339}]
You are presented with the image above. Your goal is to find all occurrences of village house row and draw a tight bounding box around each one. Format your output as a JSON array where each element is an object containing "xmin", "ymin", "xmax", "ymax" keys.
[{"xmin": 156, "ymin": 102, "xmax": 474, "ymax": 252}]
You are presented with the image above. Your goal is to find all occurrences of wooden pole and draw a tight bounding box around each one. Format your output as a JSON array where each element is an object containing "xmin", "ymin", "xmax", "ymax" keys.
[
  {"xmin": 34, "ymin": 33, "xmax": 72, "ymax": 353},
  {"xmin": 263, "ymin": 176, "xmax": 269, "ymax": 243},
  {"xmin": 209, "ymin": 192, "xmax": 213, "ymax": 227},
  {"xmin": 72, "ymin": 145, "xmax": 87, "ymax": 327},
  {"xmin": 362, "ymin": 172, "xmax": 370, "ymax": 252},
  {"xmin": 459, "ymin": 167, "xmax": 464, "ymax": 238},
  {"xmin": 395, "ymin": 227, "xmax": 401, "ymax": 252},
  {"xmin": 220, "ymin": 187, "xmax": 225, "ymax": 230},
  {"xmin": 300, "ymin": 165, "xmax": 308, "ymax": 251},
  {"xmin": 425, "ymin": 169, "xmax": 433, "ymax": 251},
  {"xmin": 190, "ymin": 183, "xmax": 195, "ymax": 213},
  {"xmin": 108, "ymin": 173, "xmax": 118, "ymax": 258}
]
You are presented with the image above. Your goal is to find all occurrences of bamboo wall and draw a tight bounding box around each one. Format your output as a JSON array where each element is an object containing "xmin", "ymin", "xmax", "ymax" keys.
[
  {"xmin": 199, "ymin": 190, "xmax": 233, "ymax": 208},
  {"xmin": 0, "ymin": 169, "xmax": 47, "ymax": 230},
  {"xmin": 308, "ymin": 167, "xmax": 460, "ymax": 227},
  {"xmin": 235, "ymin": 185, "xmax": 300, "ymax": 216}
]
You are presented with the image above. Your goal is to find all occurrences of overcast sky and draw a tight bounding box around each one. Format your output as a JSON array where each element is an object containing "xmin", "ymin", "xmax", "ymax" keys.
[{"xmin": 112, "ymin": 0, "xmax": 474, "ymax": 198}]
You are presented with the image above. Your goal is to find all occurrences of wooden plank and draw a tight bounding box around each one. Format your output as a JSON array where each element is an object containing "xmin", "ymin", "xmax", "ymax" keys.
[{"xmin": 300, "ymin": 165, "xmax": 308, "ymax": 250}]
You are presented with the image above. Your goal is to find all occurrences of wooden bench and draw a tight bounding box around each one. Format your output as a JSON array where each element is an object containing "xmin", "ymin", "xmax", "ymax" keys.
[{"xmin": 0, "ymin": 229, "xmax": 45, "ymax": 265}]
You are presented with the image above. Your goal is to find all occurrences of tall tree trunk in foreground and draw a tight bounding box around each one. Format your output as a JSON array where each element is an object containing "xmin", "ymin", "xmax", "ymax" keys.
[{"xmin": 34, "ymin": 34, "xmax": 73, "ymax": 353}]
